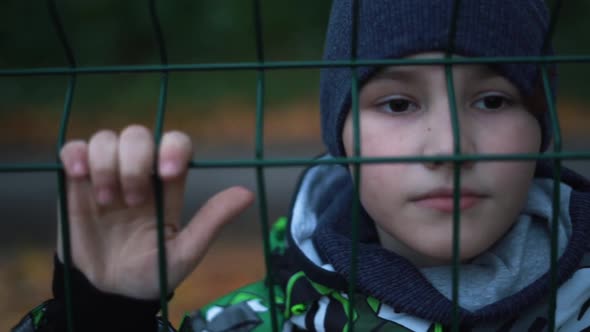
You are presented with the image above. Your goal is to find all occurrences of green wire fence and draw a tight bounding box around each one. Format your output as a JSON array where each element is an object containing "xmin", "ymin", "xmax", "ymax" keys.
[{"xmin": 1, "ymin": 0, "xmax": 588, "ymax": 331}]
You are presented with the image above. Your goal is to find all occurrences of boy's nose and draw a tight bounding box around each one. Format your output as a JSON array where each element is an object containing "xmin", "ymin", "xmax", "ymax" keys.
[{"xmin": 422, "ymin": 102, "xmax": 475, "ymax": 169}]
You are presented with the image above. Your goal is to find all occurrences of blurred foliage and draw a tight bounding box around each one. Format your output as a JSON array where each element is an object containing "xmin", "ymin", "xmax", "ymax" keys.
[
  {"xmin": 548, "ymin": 0, "xmax": 590, "ymax": 99},
  {"xmin": 0, "ymin": 0, "xmax": 331, "ymax": 109},
  {"xmin": 0, "ymin": 1, "xmax": 331, "ymax": 66},
  {"xmin": 0, "ymin": 0, "xmax": 589, "ymax": 110}
]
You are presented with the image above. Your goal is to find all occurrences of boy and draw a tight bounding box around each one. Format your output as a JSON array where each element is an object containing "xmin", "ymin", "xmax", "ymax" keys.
[{"xmin": 13, "ymin": 0, "xmax": 590, "ymax": 331}]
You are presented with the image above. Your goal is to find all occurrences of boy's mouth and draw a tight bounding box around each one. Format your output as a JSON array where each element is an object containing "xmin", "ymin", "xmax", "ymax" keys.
[{"xmin": 410, "ymin": 188, "xmax": 487, "ymax": 213}]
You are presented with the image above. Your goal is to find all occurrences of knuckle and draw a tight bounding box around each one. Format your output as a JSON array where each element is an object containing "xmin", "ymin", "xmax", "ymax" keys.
[
  {"xmin": 119, "ymin": 155, "xmax": 154, "ymax": 181},
  {"xmin": 121, "ymin": 162, "xmax": 151, "ymax": 178},
  {"xmin": 91, "ymin": 161, "xmax": 115, "ymax": 176},
  {"xmin": 92, "ymin": 165, "xmax": 117, "ymax": 183},
  {"xmin": 120, "ymin": 172, "xmax": 147, "ymax": 187},
  {"xmin": 120, "ymin": 170, "xmax": 151, "ymax": 200}
]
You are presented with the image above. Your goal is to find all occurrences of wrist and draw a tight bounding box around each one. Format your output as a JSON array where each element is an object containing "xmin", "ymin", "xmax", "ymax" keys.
[{"xmin": 52, "ymin": 254, "xmax": 166, "ymax": 331}]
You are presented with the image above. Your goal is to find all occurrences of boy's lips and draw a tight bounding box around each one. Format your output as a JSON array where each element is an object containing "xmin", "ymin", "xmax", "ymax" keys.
[{"xmin": 410, "ymin": 188, "xmax": 487, "ymax": 213}]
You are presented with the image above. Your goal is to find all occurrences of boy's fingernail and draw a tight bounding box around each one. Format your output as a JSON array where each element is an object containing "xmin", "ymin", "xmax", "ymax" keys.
[
  {"xmin": 71, "ymin": 161, "xmax": 86, "ymax": 176},
  {"xmin": 125, "ymin": 192, "xmax": 145, "ymax": 206},
  {"xmin": 96, "ymin": 188, "xmax": 113, "ymax": 205},
  {"xmin": 160, "ymin": 161, "xmax": 179, "ymax": 177}
]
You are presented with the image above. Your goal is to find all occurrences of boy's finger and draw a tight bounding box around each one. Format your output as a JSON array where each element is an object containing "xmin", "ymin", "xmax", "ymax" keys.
[
  {"xmin": 158, "ymin": 130, "xmax": 192, "ymax": 180},
  {"xmin": 159, "ymin": 131, "xmax": 193, "ymax": 223},
  {"xmin": 60, "ymin": 140, "xmax": 89, "ymax": 179},
  {"xmin": 119, "ymin": 125, "xmax": 155, "ymax": 207},
  {"xmin": 88, "ymin": 130, "xmax": 119, "ymax": 206},
  {"xmin": 57, "ymin": 141, "xmax": 95, "ymax": 255},
  {"xmin": 171, "ymin": 186, "xmax": 254, "ymax": 278},
  {"xmin": 59, "ymin": 140, "xmax": 96, "ymax": 219}
]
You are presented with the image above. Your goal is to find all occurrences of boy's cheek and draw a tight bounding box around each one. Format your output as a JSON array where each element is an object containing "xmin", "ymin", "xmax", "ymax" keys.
[
  {"xmin": 357, "ymin": 163, "xmax": 408, "ymax": 187},
  {"xmin": 478, "ymin": 113, "xmax": 542, "ymax": 154},
  {"xmin": 342, "ymin": 112, "xmax": 416, "ymax": 158},
  {"xmin": 485, "ymin": 160, "xmax": 536, "ymax": 203},
  {"xmin": 356, "ymin": 164, "xmax": 411, "ymax": 217}
]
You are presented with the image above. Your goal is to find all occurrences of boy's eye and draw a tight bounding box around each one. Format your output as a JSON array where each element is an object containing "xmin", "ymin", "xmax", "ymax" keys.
[
  {"xmin": 473, "ymin": 94, "xmax": 511, "ymax": 111},
  {"xmin": 378, "ymin": 97, "xmax": 418, "ymax": 114}
]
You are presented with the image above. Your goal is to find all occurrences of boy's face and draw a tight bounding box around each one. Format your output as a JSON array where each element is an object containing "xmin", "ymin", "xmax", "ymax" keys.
[{"xmin": 342, "ymin": 52, "xmax": 541, "ymax": 266}]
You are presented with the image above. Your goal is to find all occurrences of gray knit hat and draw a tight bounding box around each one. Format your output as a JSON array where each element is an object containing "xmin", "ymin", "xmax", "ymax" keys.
[{"xmin": 320, "ymin": 0, "xmax": 555, "ymax": 157}]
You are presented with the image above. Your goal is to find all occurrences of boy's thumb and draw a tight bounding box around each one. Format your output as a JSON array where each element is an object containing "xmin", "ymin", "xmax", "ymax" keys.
[{"xmin": 172, "ymin": 186, "xmax": 255, "ymax": 276}]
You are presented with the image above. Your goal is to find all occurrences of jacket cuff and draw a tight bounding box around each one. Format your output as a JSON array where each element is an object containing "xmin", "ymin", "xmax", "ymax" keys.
[{"xmin": 52, "ymin": 255, "xmax": 165, "ymax": 331}]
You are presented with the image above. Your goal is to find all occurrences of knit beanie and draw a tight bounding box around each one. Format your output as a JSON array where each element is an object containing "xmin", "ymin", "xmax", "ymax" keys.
[{"xmin": 320, "ymin": 0, "xmax": 555, "ymax": 157}]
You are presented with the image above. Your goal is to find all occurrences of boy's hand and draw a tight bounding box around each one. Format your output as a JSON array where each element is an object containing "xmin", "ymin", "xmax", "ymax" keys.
[{"xmin": 57, "ymin": 125, "xmax": 254, "ymax": 300}]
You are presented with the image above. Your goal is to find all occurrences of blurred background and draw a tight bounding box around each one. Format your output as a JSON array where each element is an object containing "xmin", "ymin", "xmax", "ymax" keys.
[{"xmin": 1, "ymin": 0, "xmax": 589, "ymax": 329}]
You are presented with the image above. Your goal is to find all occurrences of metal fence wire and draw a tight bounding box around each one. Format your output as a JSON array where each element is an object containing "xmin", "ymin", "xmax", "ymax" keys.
[{"xmin": 2, "ymin": 0, "xmax": 590, "ymax": 331}]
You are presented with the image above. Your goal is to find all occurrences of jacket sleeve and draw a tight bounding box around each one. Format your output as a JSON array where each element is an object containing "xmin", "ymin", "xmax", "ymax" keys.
[{"xmin": 11, "ymin": 255, "xmax": 176, "ymax": 332}]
